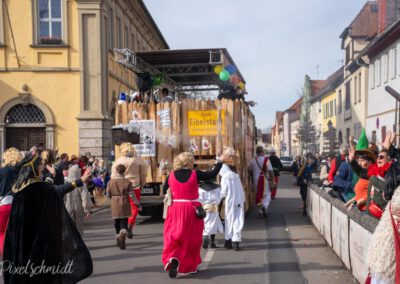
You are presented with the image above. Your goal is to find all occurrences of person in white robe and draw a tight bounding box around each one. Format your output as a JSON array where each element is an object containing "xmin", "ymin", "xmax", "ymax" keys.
[
  {"xmin": 220, "ymin": 164, "xmax": 245, "ymax": 251},
  {"xmin": 248, "ymin": 146, "xmax": 274, "ymax": 217},
  {"xmin": 64, "ymin": 165, "xmax": 93, "ymax": 236},
  {"xmin": 198, "ymin": 180, "xmax": 224, "ymax": 249}
]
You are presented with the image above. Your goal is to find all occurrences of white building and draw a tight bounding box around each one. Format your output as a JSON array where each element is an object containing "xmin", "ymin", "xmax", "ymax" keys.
[{"xmin": 365, "ymin": 18, "xmax": 400, "ymax": 144}]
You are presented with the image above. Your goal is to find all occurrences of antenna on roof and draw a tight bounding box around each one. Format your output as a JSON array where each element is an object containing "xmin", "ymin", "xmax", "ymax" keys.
[{"xmin": 316, "ymin": 64, "xmax": 320, "ymax": 79}]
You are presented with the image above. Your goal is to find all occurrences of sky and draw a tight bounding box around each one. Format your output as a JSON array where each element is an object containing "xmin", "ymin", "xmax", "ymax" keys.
[{"xmin": 143, "ymin": 0, "xmax": 368, "ymax": 131}]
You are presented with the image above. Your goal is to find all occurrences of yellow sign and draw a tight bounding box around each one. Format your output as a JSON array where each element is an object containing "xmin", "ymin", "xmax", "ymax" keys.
[{"xmin": 188, "ymin": 110, "xmax": 226, "ymax": 136}]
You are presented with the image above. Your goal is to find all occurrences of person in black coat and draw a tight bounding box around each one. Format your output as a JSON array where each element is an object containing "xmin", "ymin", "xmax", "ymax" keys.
[{"xmin": 268, "ymin": 148, "xmax": 283, "ymax": 199}]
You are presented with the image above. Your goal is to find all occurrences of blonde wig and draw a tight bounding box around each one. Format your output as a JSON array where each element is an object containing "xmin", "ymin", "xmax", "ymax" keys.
[
  {"xmin": 173, "ymin": 152, "xmax": 194, "ymax": 171},
  {"xmin": 2, "ymin": 147, "xmax": 22, "ymax": 167},
  {"xmin": 120, "ymin": 142, "xmax": 136, "ymax": 157}
]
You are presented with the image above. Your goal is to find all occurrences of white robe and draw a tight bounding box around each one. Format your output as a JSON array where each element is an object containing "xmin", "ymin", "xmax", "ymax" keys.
[
  {"xmin": 249, "ymin": 156, "xmax": 272, "ymax": 210},
  {"xmin": 220, "ymin": 164, "xmax": 245, "ymax": 242},
  {"xmin": 198, "ymin": 186, "xmax": 224, "ymax": 236}
]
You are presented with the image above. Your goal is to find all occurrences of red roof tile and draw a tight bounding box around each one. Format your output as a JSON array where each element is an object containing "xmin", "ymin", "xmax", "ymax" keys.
[
  {"xmin": 346, "ymin": 1, "xmax": 379, "ymax": 38},
  {"xmin": 310, "ymin": 80, "xmax": 326, "ymax": 96},
  {"xmin": 286, "ymin": 97, "xmax": 303, "ymax": 114}
]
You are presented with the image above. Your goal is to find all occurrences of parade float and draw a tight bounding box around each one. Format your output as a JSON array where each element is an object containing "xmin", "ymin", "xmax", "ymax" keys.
[{"xmin": 112, "ymin": 48, "xmax": 256, "ymax": 217}]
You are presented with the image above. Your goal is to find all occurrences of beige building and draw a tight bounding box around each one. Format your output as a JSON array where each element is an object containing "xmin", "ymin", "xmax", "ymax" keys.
[
  {"xmin": 0, "ymin": 0, "xmax": 167, "ymax": 158},
  {"xmin": 336, "ymin": 1, "xmax": 378, "ymax": 144}
]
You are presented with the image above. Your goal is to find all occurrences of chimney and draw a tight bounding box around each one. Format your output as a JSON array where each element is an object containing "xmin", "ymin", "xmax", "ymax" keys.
[{"xmin": 379, "ymin": 0, "xmax": 400, "ymax": 33}]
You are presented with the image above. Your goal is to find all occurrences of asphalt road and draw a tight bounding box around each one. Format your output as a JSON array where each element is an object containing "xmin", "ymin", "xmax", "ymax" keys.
[{"xmin": 81, "ymin": 173, "xmax": 356, "ymax": 284}]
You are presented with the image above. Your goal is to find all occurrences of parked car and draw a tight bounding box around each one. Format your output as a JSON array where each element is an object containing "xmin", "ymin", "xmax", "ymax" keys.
[{"xmin": 280, "ymin": 156, "xmax": 294, "ymax": 172}]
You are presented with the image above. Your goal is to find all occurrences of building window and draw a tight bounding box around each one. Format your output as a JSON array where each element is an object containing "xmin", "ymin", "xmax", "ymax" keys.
[
  {"xmin": 376, "ymin": 59, "xmax": 381, "ymax": 86},
  {"xmin": 354, "ymin": 76, "xmax": 358, "ymax": 105},
  {"xmin": 394, "ymin": 48, "xmax": 398, "ymax": 79},
  {"xmin": 345, "ymin": 81, "xmax": 351, "ymax": 110},
  {"xmin": 117, "ymin": 17, "xmax": 122, "ymax": 48},
  {"xmin": 384, "ymin": 53, "xmax": 389, "ymax": 83},
  {"xmin": 37, "ymin": 0, "xmax": 63, "ymax": 44},
  {"xmin": 334, "ymin": 99, "xmax": 336, "ymax": 115},
  {"xmin": 108, "ymin": 8, "xmax": 114, "ymax": 50},
  {"xmin": 372, "ymin": 131, "xmax": 377, "ymax": 143},
  {"xmin": 338, "ymin": 90, "xmax": 342, "ymax": 114},
  {"xmin": 358, "ymin": 73, "xmax": 362, "ymax": 103},
  {"xmin": 131, "ymin": 33, "xmax": 135, "ymax": 51},
  {"xmin": 124, "ymin": 26, "xmax": 129, "ymax": 48},
  {"xmin": 370, "ymin": 63, "xmax": 375, "ymax": 89},
  {"xmin": 346, "ymin": 128, "xmax": 350, "ymax": 143}
]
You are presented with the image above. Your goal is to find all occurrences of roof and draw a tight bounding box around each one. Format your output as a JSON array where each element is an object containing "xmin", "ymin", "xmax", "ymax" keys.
[
  {"xmin": 311, "ymin": 67, "xmax": 344, "ymax": 102},
  {"xmin": 138, "ymin": 0, "xmax": 169, "ymax": 49},
  {"xmin": 136, "ymin": 48, "xmax": 246, "ymax": 87},
  {"xmin": 340, "ymin": 1, "xmax": 378, "ymax": 44},
  {"xmin": 285, "ymin": 97, "xmax": 302, "ymax": 114},
  {"xmin": 363, "ymin": 18, "xmax": 400, "ymax": 58},
  {"xmin": 275, "ymin": 111, "xmax": 284, "ymax": 125},
  {"xmin": 310, "ymin": 80, "xmax": 326, "ymax": 96}
]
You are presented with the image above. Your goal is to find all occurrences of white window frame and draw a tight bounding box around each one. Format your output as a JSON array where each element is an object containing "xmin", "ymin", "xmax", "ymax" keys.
[
  {"xmin": 384, "ymin": 52, "xmax": 389, "ymax": 83},
  {"xmin": 376, "ymin": 59, "xmax": 381, "ymax": 87},
  {"xmin": 370, "ymin": 63, "xmax": 375, "ymax": 89},
  {"xmin": 33, "ymin": 0, "xmax": 67, "ymax": 45},
  {"xmin": 393, "ymin": 47, "xmax": 398, "ymax": 79}
]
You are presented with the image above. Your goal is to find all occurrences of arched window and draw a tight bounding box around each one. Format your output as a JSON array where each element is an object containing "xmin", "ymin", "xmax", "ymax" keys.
[{"xmin": 4, "ymin": 104, "xmax": 46, "ymax": 124}]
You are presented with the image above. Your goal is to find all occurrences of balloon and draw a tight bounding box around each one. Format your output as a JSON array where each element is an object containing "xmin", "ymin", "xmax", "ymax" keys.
[
  {"xmin": 152, "ymin": 74, "xmax": 164, "ymax": 86},
  {"xmin": 238, "ymin": 82, "xmax": 245, "ymax": 89},
  {"xmin": 219, "ymin": 70, "xmax": 230, "ymax": 81},
  {"xmin": 230, "ymin": 74, "xmax": 240, "ymax": 85},
  {"xmin": 214, "ymin": 65, "xmax": 223, "ymax": 74},
  {"xmin": 225, "ymin": 65, "xmax": 236, "ymax": 75}
]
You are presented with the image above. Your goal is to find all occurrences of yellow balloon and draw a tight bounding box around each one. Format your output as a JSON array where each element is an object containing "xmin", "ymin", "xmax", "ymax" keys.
[
  {"xmin": 238, "ymin": 82, "xmax": 245, "ymax": 89},
  {"xmin": 214, "ymin": 65, "xmax": 223, "ymax": 74}
]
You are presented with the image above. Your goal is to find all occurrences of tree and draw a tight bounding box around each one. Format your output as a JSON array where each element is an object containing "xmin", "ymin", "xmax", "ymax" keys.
[{"xmin": 296, "ymin": 111, "xmax": 319, "ymax": 154}]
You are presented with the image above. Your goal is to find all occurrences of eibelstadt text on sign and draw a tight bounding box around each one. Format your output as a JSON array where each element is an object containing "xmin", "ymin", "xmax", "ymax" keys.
[{"xmin": 187, "ymin": 110, "xmax": 226, "ymax": 136}]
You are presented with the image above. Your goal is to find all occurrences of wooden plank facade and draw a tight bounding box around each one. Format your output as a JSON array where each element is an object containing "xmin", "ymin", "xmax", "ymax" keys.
[{"xmin": 114, "ymin": 98, "xmax": 256, "ymax": 209}]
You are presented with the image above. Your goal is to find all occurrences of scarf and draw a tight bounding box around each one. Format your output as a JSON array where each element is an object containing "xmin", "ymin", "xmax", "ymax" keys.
[{"xmin": 368, "ymin": 162, "xmax": 393, "ymax": 178}]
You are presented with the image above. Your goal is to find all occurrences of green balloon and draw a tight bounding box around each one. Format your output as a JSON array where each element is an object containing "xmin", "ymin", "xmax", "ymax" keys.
[{"xmin": 219, "ymin": 70, "xmax": 230, "ymax": 81}]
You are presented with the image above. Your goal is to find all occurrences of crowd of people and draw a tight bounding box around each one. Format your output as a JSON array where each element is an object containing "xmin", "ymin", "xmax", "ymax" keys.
[{"xmin": 294, "ymin": 129, "xmax": 400, "ymax": 284}]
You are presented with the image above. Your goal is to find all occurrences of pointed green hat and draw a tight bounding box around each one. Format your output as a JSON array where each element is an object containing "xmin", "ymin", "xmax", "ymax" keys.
[
  {"xmin": 356, "ymin": 129, "xmax": 368, "ymax": 150},
  {"xmin": 355, "ymin": 128, "xmax": 377, "ymax": 162}
]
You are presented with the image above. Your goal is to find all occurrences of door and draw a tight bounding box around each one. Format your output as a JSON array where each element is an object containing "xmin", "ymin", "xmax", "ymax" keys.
[{"xmin": 6, "ymin": 127, "xmax": 46, "ymax": 151}]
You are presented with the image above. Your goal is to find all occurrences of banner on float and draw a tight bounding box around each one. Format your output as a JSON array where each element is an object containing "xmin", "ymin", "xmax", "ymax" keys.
[
  {"xmin": 187, "ymin": 110, "xmax": 226, "ymax": 136},
  {"xmin": 349, "ymin": 220, "xmax": 372, "ymax": 283},
  {"xmin": 319, "ymin": 198, "xmax": 332, "ymax": 246},
  {"xmin": 129, "ymin": 120, "xmax": 156, "ymax": 157},
  {"xmin": 331, "ymin": 206, "xmax": 350, "ymax": 269},
  {"xmin": 312, "ymin": 191, "xmax": 320, "ymax": 229}
]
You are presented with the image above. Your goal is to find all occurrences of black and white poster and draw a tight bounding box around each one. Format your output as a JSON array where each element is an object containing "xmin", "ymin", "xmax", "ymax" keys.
[{"xmin": 129, "ymin": 120, "xmax": 156, "ymax": 157}]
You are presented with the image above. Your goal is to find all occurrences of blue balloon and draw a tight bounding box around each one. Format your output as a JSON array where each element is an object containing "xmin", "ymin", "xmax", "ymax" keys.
[
  {"xmin": 225, "ymin": 65, "xmax": 236, "ymax": 75},
  {"xmin": 119, "ymin": 92, "xmax": 127, "ymax": 101}
]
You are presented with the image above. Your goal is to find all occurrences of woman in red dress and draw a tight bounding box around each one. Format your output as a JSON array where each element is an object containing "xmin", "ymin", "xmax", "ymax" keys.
[
  {"xmin": 0, "ymin": 147, "xmax": 22, "ymax": 257},
  {"xmin": 162, "ymin": 152, "xmax": 228, "ymax": 278}
]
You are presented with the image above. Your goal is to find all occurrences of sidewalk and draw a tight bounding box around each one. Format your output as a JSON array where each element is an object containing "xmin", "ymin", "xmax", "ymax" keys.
[{"xmin": 265, "ymin": 173, "xmax": 355, "ymax": 283}]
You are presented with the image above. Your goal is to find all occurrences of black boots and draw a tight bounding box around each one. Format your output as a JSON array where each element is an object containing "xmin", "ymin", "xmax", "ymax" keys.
[
  {"xmin": 168, "ymin": 259, "xmax": 179, "ymax": 278},
  {"xmin": 233, "ymin": 242, "xmax": 240, "ymax": 251},
  {"xmin": 202, "ymin": 236, "xmax": 210, "ymax": 249},
  {"xmin": 224, "ymin": 239, "xmax": 233, "ymax": 249},
  {"xmin": 127, "ymin": 224, "xmax": 133, "ymax": 239},
  {"xmin": 210, "ymin": 234, "xmax": 217, "ymax": 248},
  {"xmin": 203, "ymin": 235, "xmax": 217, "ymax": 249}
]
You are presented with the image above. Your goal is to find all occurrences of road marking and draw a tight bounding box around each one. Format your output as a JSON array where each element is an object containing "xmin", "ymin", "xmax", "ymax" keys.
[{"xmin": 202, "ymin": 248, "xmax": 216, "ymax": 270}]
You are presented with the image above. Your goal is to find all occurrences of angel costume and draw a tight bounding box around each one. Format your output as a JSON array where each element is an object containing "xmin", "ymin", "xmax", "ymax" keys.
[
  {"xmin": 198, "ymin": 180, "xmax": 223, "ymax": 248},
  {"xmin": 220, "ymin": 164, "xmax": 245, "ymax": 250}
]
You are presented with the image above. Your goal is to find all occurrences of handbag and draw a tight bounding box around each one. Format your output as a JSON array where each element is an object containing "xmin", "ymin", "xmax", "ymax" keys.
[{"xmin": 195, "ymin": 205, "xmax": 206, "ymax": 219}]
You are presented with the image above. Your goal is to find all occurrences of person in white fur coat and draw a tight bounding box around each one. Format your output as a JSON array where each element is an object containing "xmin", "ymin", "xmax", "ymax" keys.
[
  {"xmin": 198, "ymin": 180, "xmax": 223, "ymax": 249},
  {"xmin": 219, "ymin": 164, "xmax": 245, "ymax": 251},
  {"xmin": 367, "ymin": 160, "xmax": 400, "ymax": 284}
]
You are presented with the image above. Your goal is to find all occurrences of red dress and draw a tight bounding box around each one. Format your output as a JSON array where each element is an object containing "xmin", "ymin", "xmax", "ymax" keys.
[
  {"xmin": 0, "ymin": 204, "xmax": 11, "ymax": 256},
  {"xmin": 162, "ymin": 170, "xmax": 204, "ymax": 274}
]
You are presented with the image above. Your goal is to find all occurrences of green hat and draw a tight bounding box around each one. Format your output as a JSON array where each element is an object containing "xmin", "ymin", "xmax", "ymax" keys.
[
  {"xmin": 356, "ymin": 129, "xmax": 368, "ymax": 150},
  {"xmin": 355, "ymin": 128, "xmax": 377, "ymax": 162}
]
